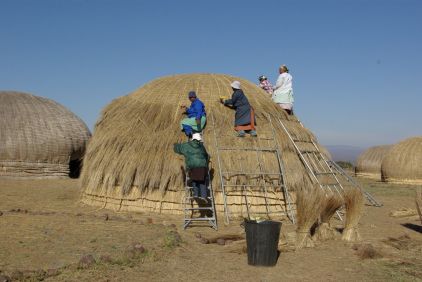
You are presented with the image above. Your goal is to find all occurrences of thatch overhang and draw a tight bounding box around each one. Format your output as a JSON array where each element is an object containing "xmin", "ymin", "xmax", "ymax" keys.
[
  {"xmin": 355, "ymin": 145, "xmax": 392, "ymax": 180},
  {"xmin": 80, "ymin": 73, "xmax": 329, "ymax": 215},
  {"xmin": 381, "ymin": 136, "xmax": 422, "ymax": 184},
  {"xmin": 0, "ymin": 91, "xmax": 91, "ymax": 178}
]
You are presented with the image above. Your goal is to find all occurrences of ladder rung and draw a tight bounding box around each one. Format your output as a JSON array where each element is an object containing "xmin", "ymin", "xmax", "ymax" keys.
[
  {"xmin": 218, "ymin": 147, "xmax": 277, "ymax": 152},
  {"xmin": 185, "ymin": 218, "xmax": 216, "ymax": 221},
  {"xmin": 315, "ymin": 172, "xmax": 335, "ymax": 175},
  {"xmin": 185, "ymin": 207, "xmax": 214, "ymax": 210}
]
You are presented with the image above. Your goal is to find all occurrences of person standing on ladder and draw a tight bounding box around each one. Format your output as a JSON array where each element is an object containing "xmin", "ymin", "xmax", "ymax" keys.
[
  {"xmin": 180, "ymin": 91, "xmax": 206, "ymax": 138},
  {"xmin": 272, "ymin": 65, "xmax": 294, "ymax": 115},
  {"xmin": 174, "ymin": 133, "xmax": 209, "ymax": 203},
  {"xmin": 220, "ymin": 81, "xmax": 257, "ymax": 137}
]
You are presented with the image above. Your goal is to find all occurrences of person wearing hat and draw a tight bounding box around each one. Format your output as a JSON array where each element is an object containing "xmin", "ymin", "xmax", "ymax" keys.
[
  {"xmin": 220, "ymin": 81, "xmax": 257, "ymax": 137},
  {"xmin": 174, "ymin": 133, "xmax": 209, "ymax": 202},
  {"xmin": 258, "ymin": 75, "xmax": 274, "ymax": 95},
  {"xmin": 272, "ymin": 65, "xmax": 294, "ymax": 115},
  {"xmin": 180, "ymin": 91, "xmax": 206, "ymax": 138}
]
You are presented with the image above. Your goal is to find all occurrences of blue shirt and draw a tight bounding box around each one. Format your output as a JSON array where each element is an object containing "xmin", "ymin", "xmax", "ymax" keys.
[{"xmin": 186, "ymin": 98, "xmax": 206, "ymax": 119}]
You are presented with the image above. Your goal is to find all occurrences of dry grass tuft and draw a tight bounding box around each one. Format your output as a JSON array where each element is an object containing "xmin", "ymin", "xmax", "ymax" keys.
[
  {"xmin": 295, "ymin": 185, "xmax": 325, "ymax": 249},
  {"xmin": 353, "ymin": 243, "xmax": 383, "ymax": 260},
  {"xmin": 342, "ymin": 188, "xmax": 364, "ymax": 242},
  {"xmin": 314, "ymin": 193, "xmax": 343, "ymax": 241}
]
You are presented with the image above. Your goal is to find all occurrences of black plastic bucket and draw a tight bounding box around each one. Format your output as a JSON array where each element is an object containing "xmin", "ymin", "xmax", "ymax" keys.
[{"xmin": 245, "ymin": 219, "xmax": 282, "ymax": 266}]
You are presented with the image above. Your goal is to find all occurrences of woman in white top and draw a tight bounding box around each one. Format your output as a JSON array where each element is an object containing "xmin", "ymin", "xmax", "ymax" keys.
[{"xmin": 272, "ymin": 65, "xmax": 294, "ymax": 115}]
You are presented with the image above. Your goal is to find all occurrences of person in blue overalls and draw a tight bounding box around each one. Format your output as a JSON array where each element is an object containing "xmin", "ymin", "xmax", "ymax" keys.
[{"xmin": 180, "ymin": 91, "xmax": 206, "ymax": 138}]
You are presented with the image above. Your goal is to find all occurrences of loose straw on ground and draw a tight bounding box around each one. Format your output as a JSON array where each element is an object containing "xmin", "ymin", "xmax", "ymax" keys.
[{"xmin": 342, "ymin": 188, "xmax": 364, "ymax": 242}]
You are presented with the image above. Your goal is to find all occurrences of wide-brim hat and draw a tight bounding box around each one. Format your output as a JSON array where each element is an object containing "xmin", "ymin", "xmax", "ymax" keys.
[{"xmin": 230, "ymin": 81, "xmax": 241, "ymax": 89}]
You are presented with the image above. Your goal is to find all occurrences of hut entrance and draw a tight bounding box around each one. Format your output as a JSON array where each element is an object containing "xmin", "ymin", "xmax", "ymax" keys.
[
  {"xmin": 69, "ymin": 159, "xmax": 82, "ymax": 178},
  {"xmin": 211, "ymin": 114, "xmax": 295, "ymax": 224}
]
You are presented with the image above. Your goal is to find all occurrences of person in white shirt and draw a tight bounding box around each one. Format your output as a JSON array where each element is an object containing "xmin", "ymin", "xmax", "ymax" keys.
[{"xmin": 272, "ymin": 65, "xmax": 294, "ymax": 115}]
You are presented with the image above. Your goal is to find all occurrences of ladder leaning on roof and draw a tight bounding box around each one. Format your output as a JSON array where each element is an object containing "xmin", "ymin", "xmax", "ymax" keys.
[
  {"xmin": 211, "ymin": 113, "xmax": 295, "ymax": 225},
  {"xmin": 277, "ymin": 118, "xmax": 382, "ymax": 208},
  {"xmin": 183, "ymin": 169, "xmax": 218, "ymax": 230}
]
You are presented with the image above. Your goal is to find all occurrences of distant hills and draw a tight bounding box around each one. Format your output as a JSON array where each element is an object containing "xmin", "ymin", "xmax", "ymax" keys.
[{"xmin": 324, "ymin": 145, "xmax": 366, "ymax": 165}]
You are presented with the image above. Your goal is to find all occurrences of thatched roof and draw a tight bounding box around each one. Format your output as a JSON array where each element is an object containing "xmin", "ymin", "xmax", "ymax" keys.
[
  {"xmin": 0, "ymin": 91, "xmax": 91, "ymax": 178},
  {"xmin": 381, "ymin": 136, "xmax": 422, "ymax": 184},
  {"xmin": 355, "ymin": 145, "xmax": 392, "ymax": 179},
  {"xmin": 81, "ymin": 73, "xmax": 328, "ymax": 215}
]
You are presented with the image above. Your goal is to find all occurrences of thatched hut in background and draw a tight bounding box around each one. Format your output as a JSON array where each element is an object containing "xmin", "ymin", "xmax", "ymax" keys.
[
  {"xmin": 355, "ymin": 145, "xmax": 392, "ymax": 180},
  {"xmin": 0, "ymin": 91, "xmax": 91, "ymax": 178},
  {"xmin": 81, "ymin": 73, "xmax": 330, "ymax": 217},
  {"xmin": 381, "ymin": 137, "xmax": 422, "ymax": 184}
]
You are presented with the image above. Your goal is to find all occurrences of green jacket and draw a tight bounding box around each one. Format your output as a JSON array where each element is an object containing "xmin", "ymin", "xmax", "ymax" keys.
[{"xmin": 173, "ymin": 140, "xmax": 209, "ymax": 170}]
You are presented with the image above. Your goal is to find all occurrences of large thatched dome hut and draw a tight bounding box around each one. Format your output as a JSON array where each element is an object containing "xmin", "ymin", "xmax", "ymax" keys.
[
  {"xmin": 355, "ymin": 145, "xmax": 392, "ymax": 180},
  {"xmin": 0, "ymin": 91, "xmax": 91, "ymax": 178},
  {"xmin": 81, "ymin": 73, "xmax": 330, "ymax": 217},
  {"xmin": 381, "ymin": 137, "xmax": 422, "ymax": 184}
]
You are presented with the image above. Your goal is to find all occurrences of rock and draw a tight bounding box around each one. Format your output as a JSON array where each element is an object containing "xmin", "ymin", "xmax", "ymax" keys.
[
  {"xmin": 216, "ymin": 238, "xmax": 226, "ymax": 245},
  {"xmin": 104, "ymin": 214, "xmax": 109, "ymax": 221},
  {"xmin": 199, "ymin": 238, "xmax": 209, "ymax": 244},
  {"xmin": 34, "ymin": 269, "xmax": 47, "ymax": 281},
  {"xmin": 0, "ymin": 275, "xmax": 11, "ymax": 282},
  {"xmin": 0, "ymin": 211, "xmax": 3, "ymax": 216},
  {"xmin": 355, "ymin": 244, "xmax": 382, "ymax": 260},
  {"xmin": 76, "ymin": 213, "xmax": 83, "ymax": 216},
  {"xmin": 194, "ymin": 232, "xmax": 202, "ymax": 239},
  {"xmin": 147, "ymin": 218, "xmax": 153, "ymax": 224},
  {"xmin": 78, "ymin": 254, "xmax": 96, "ymax": 269},
  {"xmin": 124, "ymin": 243, "xmax": 147, "ymax": 259}
]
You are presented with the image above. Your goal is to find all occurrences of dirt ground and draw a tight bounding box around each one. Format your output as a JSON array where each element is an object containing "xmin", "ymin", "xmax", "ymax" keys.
[{"xmin": 0, "ymin": 178, "xmax": 421, "ymax": 282}]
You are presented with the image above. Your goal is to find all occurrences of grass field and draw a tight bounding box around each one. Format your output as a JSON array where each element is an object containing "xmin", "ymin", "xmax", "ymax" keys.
[{"xmin": 0, "ymin": 178, "xmax": 421, "ymax": 281}]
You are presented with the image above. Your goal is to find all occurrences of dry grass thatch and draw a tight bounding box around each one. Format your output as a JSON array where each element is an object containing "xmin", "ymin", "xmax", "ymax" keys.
[
  {"xmin": 342, "ymin": 188, "xmax": 364, "ymax": 242},
  {"xmin": 80, "ymin": 73, "xmax": 330, "ymax": 216},
  {"xmin": 0, "ymin": 91, "xmax": 91, "ymax": 178},
  {"xmin": 313, "ymin": 192, "xmax": 343, "ymax": 241},
  {"xmin": 355, "ymin": 145, "xmax": 392, "ymax": 180},
  {"xmin": 416, "ymin": 187, "xmax": 422, "ymax": 224},
  {"xmin": 295, "ymin": 185, "xmax": 325, "ymax": 248},
  {"xmin": 381, "ymin": 137, "xmax": 422, "ymax": 185}
]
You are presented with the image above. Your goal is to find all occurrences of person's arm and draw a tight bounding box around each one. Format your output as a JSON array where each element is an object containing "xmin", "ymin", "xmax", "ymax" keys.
[
  {"xmin": 224, "ymin": 92, "xmax": 239, "ymax": 106},
  {"xmin": 273, "ymin": 74, "xmax": 285, "ymax": 91},
  {"xmin": 174, "ymin": 143, "xmax": 186, "ymax": 155}
]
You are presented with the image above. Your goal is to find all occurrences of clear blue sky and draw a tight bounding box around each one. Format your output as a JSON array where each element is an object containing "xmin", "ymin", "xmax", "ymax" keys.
[{"xmin": 1, "ymin": 0, "xmax": 421, "ymax": 148}]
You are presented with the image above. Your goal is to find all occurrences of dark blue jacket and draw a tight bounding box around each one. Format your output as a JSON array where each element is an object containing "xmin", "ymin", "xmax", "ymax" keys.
[
  {"xmin": 186, "ymin": 98, "xmax": 206, "ymax": 120},
  {"xmin": 224, "ymin": 90, "xmax": 252, "ymax": 126}
]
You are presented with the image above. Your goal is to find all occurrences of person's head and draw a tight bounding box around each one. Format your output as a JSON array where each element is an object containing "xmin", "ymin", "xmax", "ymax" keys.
[
  {"xmin": 230, "ymin": 81, "xmax": 241, "ymax": 91},
  {"xmin": 258, "ymin": 75, "xmax": 267, "ymax": 82},
  {"xmin": 191, "ymin": 133, "xmax": 202, "ymax": 142},
  {"xmin": 188, "ymin": 91, "xmax": 197, "ymax": 102},
  {"xmin": 279, "ymin": 65, "xmax": 289, "ymax": 74}
]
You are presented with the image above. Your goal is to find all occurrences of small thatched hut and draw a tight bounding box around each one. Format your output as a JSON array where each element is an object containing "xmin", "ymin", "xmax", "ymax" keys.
[
  {"xmin": 355, "ymin": 145, "xmax": 392, "ymax": 180},
  {"xmin": 381, "ymin": 137, "xmax": 422, "ymax": 184},
  {"xmin": 81, "ymin": 74, "xmax": 330, "ymax": 217},
  {"xmin": 0, "ymin": 91, "xmax": 91, "ymax": 178}
]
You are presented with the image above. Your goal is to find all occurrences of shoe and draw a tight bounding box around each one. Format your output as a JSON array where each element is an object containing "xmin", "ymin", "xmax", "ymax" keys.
[
  {"xmin": 237, "ymin": 130, "xmax": 246, "ymax": 137},
  {"xmin": 199, "ymin": 197, "xmax": 209, "ymax": 203},
  {"xmin": 250, "ymin": 130, "xmax": 257, "ymax": 137}
]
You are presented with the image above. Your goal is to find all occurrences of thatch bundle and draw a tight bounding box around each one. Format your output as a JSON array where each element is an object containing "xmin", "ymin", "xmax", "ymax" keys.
[
  {"xmin": 381, "ymin": 137, "xmax": 422, "ymax": 184},
  {"xmin": 342, "ymin": 188, "xmax": 364, "ymax": 242},
  {"xmin": 0, "ymin": 91, "xmax": 91, "ymax": 178},
  {"xmin": 295, "ymin": 185, "xmax": 325, "ymax": 248},
  {"xmin": 313, "ymin": 192, "xmax": 343, "ymax": 241},
  {"xmin": 80, "ymin": 73, "xmax": 329, "ymax": 217},
  {"xmin": 355, "ymin": 145, "xmax": 392, "ymax": 180}
]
